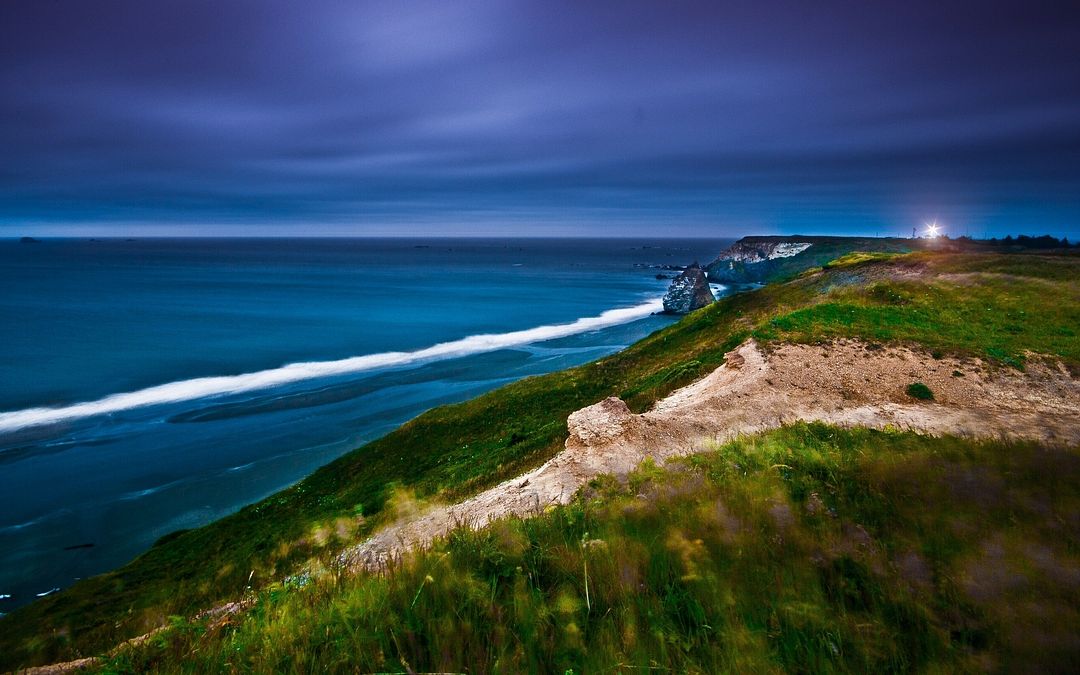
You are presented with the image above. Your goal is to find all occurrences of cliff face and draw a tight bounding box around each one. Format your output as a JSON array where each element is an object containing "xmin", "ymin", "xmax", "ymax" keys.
[
  {"xmin": 705, "ymin": 239, "xmax": 813, "ymax": 283},
  {"xmin": 716, "ymin": 240, "xmax": 811, "ymax": 264},
  {"xmin": 706, "ymin": 236, "xmax": 917, "ymax": 283},
  {"xmin": 662, "ymin": 264, "xmax": 715, "ymax": 314}
]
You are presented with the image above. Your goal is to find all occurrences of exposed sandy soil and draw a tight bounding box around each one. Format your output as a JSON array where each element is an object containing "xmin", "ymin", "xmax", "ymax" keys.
[
  {"xmin": 15, "ymin": 658, "xmax": 99, "ymax": 675},
  {"xmin": 340, "ymin": 339, "xmax": 1080, "ymax": 570}
]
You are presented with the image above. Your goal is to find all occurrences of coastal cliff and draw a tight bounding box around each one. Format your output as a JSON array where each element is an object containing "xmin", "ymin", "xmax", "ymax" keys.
[{"xmin": 705, "ymin": 235, "xmax": 918, "ymax": 283}]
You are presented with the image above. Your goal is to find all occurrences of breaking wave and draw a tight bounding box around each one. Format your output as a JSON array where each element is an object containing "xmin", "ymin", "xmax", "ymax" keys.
[{"xmin": 0, "ymin": 299, "xmax": 663, "ymax": 433}]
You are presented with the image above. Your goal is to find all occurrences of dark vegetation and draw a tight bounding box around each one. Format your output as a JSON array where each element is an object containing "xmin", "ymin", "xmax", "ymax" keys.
[
  {"xmin": 979, "ymin": 233, "xmax": 1076, "ymax": 249},
  {"xmin": 102, "ymin": 425, "xmax": 1080, "ymax": 673},
  {"xmin": 2, "ymin": 249, "xmax": 1078, "ymax": 670},
  {"xmin": 906, "ymin": 382, "xmax": 934, "ymax": 401}
]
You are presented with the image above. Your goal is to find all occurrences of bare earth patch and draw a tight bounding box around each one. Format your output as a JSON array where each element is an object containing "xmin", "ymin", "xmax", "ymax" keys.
[{"xmin": 340, "ymin": 339, "xmax": 1080, "ymax": 569}]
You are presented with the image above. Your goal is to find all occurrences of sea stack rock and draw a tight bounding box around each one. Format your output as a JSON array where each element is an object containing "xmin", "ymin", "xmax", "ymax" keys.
[{"xmin": 662, "ymin": 263, "xmax": 715, "ymax": 314}]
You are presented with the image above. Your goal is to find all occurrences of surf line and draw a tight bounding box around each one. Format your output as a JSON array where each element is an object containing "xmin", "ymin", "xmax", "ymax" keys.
[{"xmin": 0, "ymin": 300, "xmax": 664, "ymax": 433}]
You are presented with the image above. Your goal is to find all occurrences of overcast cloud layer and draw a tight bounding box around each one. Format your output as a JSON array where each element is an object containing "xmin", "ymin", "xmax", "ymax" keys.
[{"xmin": 2, "ymin": 0, "xmax": 1078, "ymax": 237}]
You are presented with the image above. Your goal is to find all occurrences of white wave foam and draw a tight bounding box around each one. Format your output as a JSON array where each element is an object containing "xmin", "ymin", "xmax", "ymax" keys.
[{"xmin": 0, "ymin": 300, "xmax": 663, "ymax": 433}]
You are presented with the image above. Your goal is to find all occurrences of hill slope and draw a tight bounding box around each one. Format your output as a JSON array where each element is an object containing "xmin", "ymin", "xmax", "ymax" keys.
[
  {"xmin": 104, "ymin": 425, "xmax": 1080, "ymax": 673},
  {"xmin": 340, "ymin": 337, "xmax": 1077, "ymax": 572},
  {"xmin": 2, "ymin": 247, "xmax": 1078, "ymax": 671}
]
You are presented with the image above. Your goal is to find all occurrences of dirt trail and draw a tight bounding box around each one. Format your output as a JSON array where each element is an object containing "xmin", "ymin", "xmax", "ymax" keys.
[{"xmin": 340, "ymin": 339, "xmax": 1080, "ymax": 570}]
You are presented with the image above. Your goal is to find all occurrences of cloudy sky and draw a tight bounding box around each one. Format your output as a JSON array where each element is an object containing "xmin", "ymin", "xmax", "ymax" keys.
[{"xmin": 2, "ymin": 0, "xmax": 1078, "ymax": 237}]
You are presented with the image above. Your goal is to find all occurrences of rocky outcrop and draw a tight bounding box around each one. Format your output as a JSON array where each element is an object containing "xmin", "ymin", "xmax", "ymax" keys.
[
  {"xmin": 662, "ymin": 263, "xmax": 715, "ymax": 314},
  {"xmin": 706, "ymin": 239, "xmax": 812, "ymax": 283},
  {"xmin": 566, "ymin": 397, "xmax": 634, "ymax": 448},
  {"xmin": 716, "ymin": 240, "xmax": 811, "ymax": 265}
]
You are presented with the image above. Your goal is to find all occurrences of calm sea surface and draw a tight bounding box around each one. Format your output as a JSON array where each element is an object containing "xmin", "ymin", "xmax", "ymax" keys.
[{"xmin": 0, "ymin": 237, "xmax": 731, "ymax": 610}]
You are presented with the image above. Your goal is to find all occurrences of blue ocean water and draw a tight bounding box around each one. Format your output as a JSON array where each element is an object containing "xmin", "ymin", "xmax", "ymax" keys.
[{"xmin": 0, "ymin": 237, "xmax": 731, "ymax": 610}]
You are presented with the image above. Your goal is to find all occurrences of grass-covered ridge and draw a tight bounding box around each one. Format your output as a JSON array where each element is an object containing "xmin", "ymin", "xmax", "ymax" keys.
[
  {"xmin": 101, "ymin": 424, "xmax": 1080, "ymax": 673},
  {"xmin": 755, "ymin": 253, "xmax": 1080, "ymax": 370},
  {"xmin": 821, "ymin": 250, "xmax": 904, "ymax": 269},
  {"xmin": 2, "ymin": 249, "xmax": 1078, "ymax": 669}
]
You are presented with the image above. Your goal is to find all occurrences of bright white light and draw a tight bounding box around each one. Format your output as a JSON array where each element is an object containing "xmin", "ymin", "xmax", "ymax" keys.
[{"xmin": 925, "ymin": 221, "xmax": 941, "ymax": 237}]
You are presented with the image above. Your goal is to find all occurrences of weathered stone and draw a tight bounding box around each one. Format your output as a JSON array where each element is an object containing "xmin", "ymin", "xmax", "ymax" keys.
[
  {"xmin": 566, "ymin": 397, "xmax": 633, "ymax": 448},
  {"xmin": 662, "ymin": 263, "xmax": 715, "ymax": 314}
]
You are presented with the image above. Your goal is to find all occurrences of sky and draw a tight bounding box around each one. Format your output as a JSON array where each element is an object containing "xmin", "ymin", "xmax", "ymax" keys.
[{"xmin": 2, "ymin": 0, "xmax": 1079, "ymax": 238}]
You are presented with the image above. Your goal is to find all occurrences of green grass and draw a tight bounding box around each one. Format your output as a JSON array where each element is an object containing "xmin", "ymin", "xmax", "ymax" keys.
[
  {"xmin": 753, "ymin": 253, "xmax": 1080, "ymax": 370},
  {"xmin": 932, "ymin": 251, "xmax": 1080, "ymax": 283},
  {"xmin": 96, "ymin": 425, "xmax": 1080, "ymax": 674},
  {"xmin": 822, "ymin": 251, "xmax": 903, "ymax": 268},
  {"xmin": 3, "ymin": 251, "xmax": 1078, "ymax": 670}
]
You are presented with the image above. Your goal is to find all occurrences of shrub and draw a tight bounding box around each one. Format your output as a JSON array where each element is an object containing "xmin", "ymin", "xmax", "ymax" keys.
[{"xmin": 906, "ymin": 382, "xmax": 934, "ymax": 400}]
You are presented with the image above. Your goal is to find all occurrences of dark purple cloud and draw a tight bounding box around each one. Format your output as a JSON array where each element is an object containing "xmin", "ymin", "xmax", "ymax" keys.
[{"xmin": 2, "ymin": 0, "xmax": 1078, "ymax": 236}]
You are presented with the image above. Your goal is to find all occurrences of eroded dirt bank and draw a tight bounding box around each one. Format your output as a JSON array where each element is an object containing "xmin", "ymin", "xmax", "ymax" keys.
[{"xmin": 340, "ymin": 339, "xmax": 1080, "ymax": 569}]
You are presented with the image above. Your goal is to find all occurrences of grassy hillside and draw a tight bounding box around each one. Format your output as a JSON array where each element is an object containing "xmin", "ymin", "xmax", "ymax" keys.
[
  {"xmin": 100, "ymin": 424, "xmax": 1080, "ymax": 673},
  {"xmin": 2, "ymin": 248, "xmax": 1077, "ymax": 670},
  {"xmin": 757, "ymin": 253, "xmax": 1080, "ymax": 371}
]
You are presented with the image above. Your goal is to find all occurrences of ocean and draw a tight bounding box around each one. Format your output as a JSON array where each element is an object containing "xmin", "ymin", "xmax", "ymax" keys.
[{"xmin": 0, "ymin": 237, "xmax": 732, "ymax": 610}]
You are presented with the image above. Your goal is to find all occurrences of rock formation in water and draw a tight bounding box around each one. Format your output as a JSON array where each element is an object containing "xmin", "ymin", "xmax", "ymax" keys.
[{"xmin": 662, "ymin": 263, "xmax": 715, "ymax": 314}]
